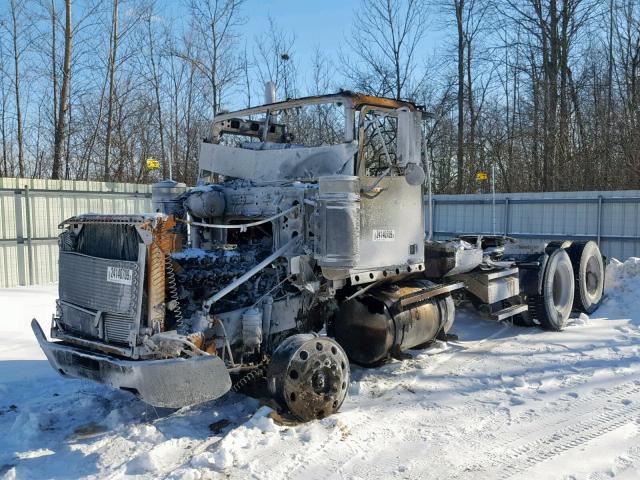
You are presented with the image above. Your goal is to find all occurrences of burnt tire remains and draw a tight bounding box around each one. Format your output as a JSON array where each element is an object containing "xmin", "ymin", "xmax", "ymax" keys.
[
  {"xmin": 268, "ymin": 334, "xmax": 349, "ymax": 422},
  {"xmin": 567, "ymin": 241, "xmax": 604, "ymax": 314},
  {"xmin": 528, "ymin": 248, "xmax": 575, "ymax": 331}
]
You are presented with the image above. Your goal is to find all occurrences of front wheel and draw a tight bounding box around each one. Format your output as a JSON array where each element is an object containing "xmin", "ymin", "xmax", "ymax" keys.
[{"xmin": 267, "ymin": 334, "xmax": 350, "ymax": 422}]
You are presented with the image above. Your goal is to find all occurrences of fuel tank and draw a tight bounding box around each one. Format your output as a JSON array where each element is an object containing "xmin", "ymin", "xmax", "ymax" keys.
[{"xmin": 334, "ymin": 280, "xmax": 454, "ymax": 366}]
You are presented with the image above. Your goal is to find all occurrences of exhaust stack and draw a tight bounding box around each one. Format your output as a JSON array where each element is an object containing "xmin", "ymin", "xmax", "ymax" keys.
[{"xmin": 265, "ymin": 81, "xmax": 276, "ymax": 104}]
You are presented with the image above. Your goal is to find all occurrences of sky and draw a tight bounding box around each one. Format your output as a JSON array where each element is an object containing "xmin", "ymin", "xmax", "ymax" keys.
[
  {"xmin": 244, "ymin": 0, "xmax": 353, "ymax": 56},
  {"xmin": 241, "ymin": 0, "xmax": 359, "ymax": 96},
  {"xmin": 239, "ymin": 0, "xmax": 447, "ymax": 99}
]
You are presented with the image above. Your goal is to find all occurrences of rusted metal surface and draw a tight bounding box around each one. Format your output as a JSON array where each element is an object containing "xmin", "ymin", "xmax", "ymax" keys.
[
  {"xmin": 58, "ymin": 214, "xmax": 158, "ymax": 229},
  {"xmin": 267, "ymin": 334, "xmax": 349, "ymax": 422},
  {"xmin": 335, "ymin": 280, "xmax": 455, "ymax": 366},
  {"xmin": 212, "ymin": 91, "xmax": 420, "ymax": 126},
  {"xmin": 143, "ymin": 215, "xmax": 182, "ymax": 333},
  {"xmin": 398, "ymin": 282, "xmax": 465, "ymax": 309}
]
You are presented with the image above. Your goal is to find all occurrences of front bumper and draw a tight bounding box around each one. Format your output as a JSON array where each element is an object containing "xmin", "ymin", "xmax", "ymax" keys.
[{"xmin": 32, "ymin": 319, "xmax": 232, "ymax": 408}]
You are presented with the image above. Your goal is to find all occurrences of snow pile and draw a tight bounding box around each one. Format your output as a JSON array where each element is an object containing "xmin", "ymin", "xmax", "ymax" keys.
[
  {"xmin": 601, "ymin": 257, "xmax": 640, "ymax": 319},
  {"xmin": 199, "ymin": 406, "xmax": 280, "ymax": 471},
  {"xmin": 606, "ymin": 257, "xmax": 640, "ymax": 287},
  {"xmin": 128, "ymin": 438, "xmax": 192, "ymax": 474}
]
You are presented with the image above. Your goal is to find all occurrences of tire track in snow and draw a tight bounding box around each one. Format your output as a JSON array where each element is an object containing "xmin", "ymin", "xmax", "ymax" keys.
[
  {"xmin": 272, "ymin": 408, "xmax": 378, "ymax": 480},
  {"xmin": 587, "ymin": 446, "xmax": 640, "ymax": 480},
  {"xmin": 457, "ymin": 377, "xmax": 640, "ymax": 479},
  {"xmin": 311, "ymin": 342, "xmax": 640, "ymax": 480},
  {"xmin": 495, "ymin": 402, "xmax": 640, "ymax": 479}
]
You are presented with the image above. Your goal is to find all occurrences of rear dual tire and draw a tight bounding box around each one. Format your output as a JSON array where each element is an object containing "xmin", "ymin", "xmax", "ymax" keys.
[
  {"xmin": 567, "ymin": 241, "xmax": 605, "ymax": 314},
  {"xmin": 528, "ymin": 248, "xmax": 575, "ymax": 331},
  {"xmin": 524, "ymin": 242, "xmax": 604, "ymax": 330}
]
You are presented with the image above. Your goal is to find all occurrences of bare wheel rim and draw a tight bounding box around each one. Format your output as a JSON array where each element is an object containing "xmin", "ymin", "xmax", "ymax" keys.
[
  {"xmin": 277, "ymin": 336, "xmax": 349, "ymax": 421},
  {"xmin": 542, "ymin": 249, "xmax": 574, "ymax": 329},
  {"xmin": 585, "ymin": 255, "xmax": 601, "ymax": 297},
  {"xmin": 552, "ymin": 262, "xmax": 573, "ymax": 314}
]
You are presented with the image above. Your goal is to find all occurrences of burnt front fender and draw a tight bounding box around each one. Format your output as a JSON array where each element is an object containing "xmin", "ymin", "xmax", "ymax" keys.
[{"xmin": 32, "ymin": 319, "xmax": 232, "ymax": 408}]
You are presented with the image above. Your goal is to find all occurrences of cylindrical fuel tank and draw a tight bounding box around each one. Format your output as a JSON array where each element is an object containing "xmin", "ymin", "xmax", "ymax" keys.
[
  {"xmin": 152, "ymin": 180, "xmax": 187, "ymax": 215},
  {"xmin": 334, "ymin": 281, "xmax": 452, "ymax": 366},
  {"xmin": 314, "ymin": 175, "xmax": 360, "ymax": 268}
]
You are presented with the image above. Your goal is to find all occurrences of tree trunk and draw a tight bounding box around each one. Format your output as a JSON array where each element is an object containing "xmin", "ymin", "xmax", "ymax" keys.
[
  {"xmin": 104, "ymin": 0, "xmax": 119, "ymax": 181},
  {"xmin": 604, "ymin": 0, "xmax": 614, "ymax": 189},
  {"xmin": 184, "ymin": 62, "xmax": 196, "ymax": 184},
  {"xmin": 466, "ymin": 38, "xmax": 476, "ymax": 180},
  {"xmin": 455, "ymin": 0, "xmax": 465, "ymax": 194},
  {"xmin": 52, "ymin": 0, "xmax": 72, "ymax": 180},
  {"xmin": 543, "ymin": 0, "xmax": 560, "ymax": 191},
  {"xmin": 10, "ymin": 0, "xmax": 25, "ymax": 178},
  {"xmin": 81, "ymin": 69, "xmax": 109, "ymax": 180},
  {"xmin": 0, "ymin": 37, "xmax": 8, "ymax": 176},
  {"xmin": 51, "ymin": 0, "xmax": 58, "ymax": 148},
  {"xmin": 558, "ymin": 0, "xmax": 570, "ymax": 189},
  {"xmin": 65, "ymin": 90, "xmax": 72, "ymax": 179},
  {"xmin": 147, "ymin": 16, "xmax": 167, "ymax": 179}
]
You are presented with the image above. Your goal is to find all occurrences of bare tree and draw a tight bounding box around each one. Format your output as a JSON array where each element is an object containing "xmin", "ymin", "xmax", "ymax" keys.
[
  {"xmin": 103, "ymin": 0, "xmax": 119, "ymax": 181},
  {"xmin": 51, "ymin": 0, "xmax": 71, "ymax": 179},
  {"xmin": 454, "ymin": 0, "xmax": 464, "ymax": 193},
  {"xmin": 10, "ymin": 0, "xmax": 25, "ymax": 177},
  {"xmin": 309, "ymin": 47, "xmax": 334, "ymax": 96},
  {"xmin": 344, "ymin": 0, "xmax": 429, "ymax": 100},
  {"xmin": 50, "ymin": 0, "xmax": 57, "ymax": 146},
  {"xmin": 143, "ymin": 4, "xmax": 168, "ymax": 178},
  {"xmin": 182, "ymin": 0, "xmax": 245, "ymax": 115},
  {"xmin": 0, "ymin": 23, "xmax": 10, "ymax": 176},
  {"xmin": 240, "ymin": 41, "xmax": 251, "ymax": 107},
  {"xmin": 254, "ymin": 16, "xmax": 297, "ymax": 100},
  {"xmin": 499, "ymin": 0, "xmax": 594, "ymax": 190}
]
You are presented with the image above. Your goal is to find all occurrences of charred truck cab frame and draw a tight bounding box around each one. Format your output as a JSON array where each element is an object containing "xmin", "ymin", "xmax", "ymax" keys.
[{"xmin": 32, "ymin": 92, "xmax": 605, "ymax": 421}]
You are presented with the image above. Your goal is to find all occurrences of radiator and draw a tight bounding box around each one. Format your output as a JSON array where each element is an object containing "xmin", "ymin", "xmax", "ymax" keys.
[{"xmin": 58, "ymin": 251, "xmax": 143, "ymax": 346}]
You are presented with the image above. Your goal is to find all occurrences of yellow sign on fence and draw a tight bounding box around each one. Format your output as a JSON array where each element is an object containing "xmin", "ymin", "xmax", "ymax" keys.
[
  {"xmin": 476, "ymin": 171, "xmax": 488, "ymax": 181},
  {"xmin": 146, "ymin": 158, "xmax": 160, "ymax": 170}
]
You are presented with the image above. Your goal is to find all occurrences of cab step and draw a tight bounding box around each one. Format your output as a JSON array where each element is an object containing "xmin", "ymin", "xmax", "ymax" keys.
[{"xmin": 489, "ymin": 304, "xmax": 528, "ymax": 321}]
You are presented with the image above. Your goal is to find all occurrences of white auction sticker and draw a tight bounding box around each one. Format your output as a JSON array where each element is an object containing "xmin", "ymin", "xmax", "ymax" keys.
[
  {"xmin": 372, "ymin": 229, "xmax": 396, "ymax": 242},
  {"xmin": 107, "ymin": 266, "xmax": 133, "ymax": 286}
]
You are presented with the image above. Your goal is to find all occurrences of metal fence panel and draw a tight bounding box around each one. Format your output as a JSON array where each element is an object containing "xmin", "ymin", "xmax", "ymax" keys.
[
  {"xmin": 429, "ymin": 190, "xmax": 640, "ymax": 260},
  {"xmin": 3, "ymin": 179, "xmax": 639, "ymax": 287},
  {"xmin": 0, "ymin": 178, "xmax": 152, "ymax": 288}
]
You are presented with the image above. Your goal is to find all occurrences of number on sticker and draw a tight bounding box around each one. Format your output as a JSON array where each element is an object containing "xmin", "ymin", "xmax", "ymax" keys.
[
  {"xmin": 107, "ymin": 266, "xmax": 133, "ymax": 285},
  {"xmin": 372, "ymin": 229, "xmax": 396, "ymax": 241}
]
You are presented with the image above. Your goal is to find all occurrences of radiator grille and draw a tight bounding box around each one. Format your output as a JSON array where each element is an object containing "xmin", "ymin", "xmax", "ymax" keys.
[
  {"xmin": 59, "ymin": 251, "xmax": 140, "ymax": 316},
  {"xmin": 104, "ymin": 313, "xmax": 134, "ymax": 344},
  {"xmin": 58, "ymin": 251, "xmax": 142, "ymax": 347}
]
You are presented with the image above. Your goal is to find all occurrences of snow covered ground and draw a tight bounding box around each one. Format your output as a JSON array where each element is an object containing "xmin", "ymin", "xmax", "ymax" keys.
[{"xmin": 1, "ymin": 258, "xmax": 640, "ymax": 480}]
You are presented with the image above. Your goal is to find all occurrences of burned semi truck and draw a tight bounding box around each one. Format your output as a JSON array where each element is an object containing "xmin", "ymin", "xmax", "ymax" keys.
[{"xmin": 32, "ymin": 92, "xmax": 605, "ymax": 421}]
